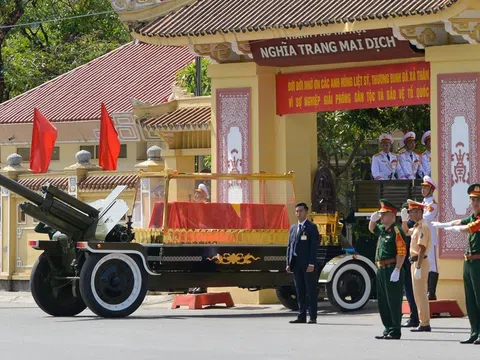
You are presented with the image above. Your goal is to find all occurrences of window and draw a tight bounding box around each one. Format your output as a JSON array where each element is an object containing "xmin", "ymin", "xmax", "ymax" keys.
[
  {"xmin": 79, "ymin": 144, "xmax": 127, "ymax": 159},
  {"xmin": 17, "ymin": 204, "xmax": 26, "ymax": 224},
  {"xmin": 16, "ymin": 147, "xmax": 59, "ymax": 161},
  {"xmin": 16, "ymin": 148, "xmax": 30, "ymax": 162},
  {"xmin": 51, "ymin": 147, "xmax": 60, "ymax": 161}
]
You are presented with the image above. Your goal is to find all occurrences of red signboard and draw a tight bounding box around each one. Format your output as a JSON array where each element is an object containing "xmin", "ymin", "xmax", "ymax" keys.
[
  {"xmin": 250, "ymin": 28, "xmax": 423, "ymax": 67},
  {"xmin": 276, "ymin": 62, "xmax": 430, "ymax": 115}
]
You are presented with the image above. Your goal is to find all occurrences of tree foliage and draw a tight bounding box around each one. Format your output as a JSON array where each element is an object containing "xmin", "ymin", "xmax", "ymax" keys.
[
  {"xmin": 176, "ymin": 57, "xmax": 212, "ymax": 96},
  {"xmin": 0, "ymin": 0, "xmax": 131, "ymax": 102}
]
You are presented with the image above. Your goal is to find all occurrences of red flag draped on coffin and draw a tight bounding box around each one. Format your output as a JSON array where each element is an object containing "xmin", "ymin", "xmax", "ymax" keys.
[
  {"xmin": 99, "ymin": 103, "xmax": 120, "ymax": 171},
  {"xmin": 30, "ymin": 108, "xmax": 58, "ymax": 173}
]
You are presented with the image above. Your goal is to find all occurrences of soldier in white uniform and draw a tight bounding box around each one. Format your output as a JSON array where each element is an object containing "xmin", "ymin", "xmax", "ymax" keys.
[
  {"xmin": 397, "ymin": 131, "xmax": 421, "ymax": 180},
  {"xmin": 420, "ymin": 175, "xmax": 439, "ymax": 300},
  {"xmin": 371, "ymin": 133, "xmax": 398, "ymax": 180},
  {"xmin": 419, "ymin": 131, "xmax": 431, "ymax": 178}
]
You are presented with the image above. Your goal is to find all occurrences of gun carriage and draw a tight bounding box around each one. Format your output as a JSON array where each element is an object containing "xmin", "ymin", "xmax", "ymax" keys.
[{"xmin": 0, "ymin": 170, "xmax": 377, "ymax": 318}]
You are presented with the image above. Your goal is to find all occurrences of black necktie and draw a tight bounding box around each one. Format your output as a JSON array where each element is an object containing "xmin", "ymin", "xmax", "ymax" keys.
[
  {"xmin": 410, "ymin": 154, "xmax": 413, "ymax": 160},
  {"xmin": 387, "ymin": 154, "xmax": 390, "ymax": 161}
]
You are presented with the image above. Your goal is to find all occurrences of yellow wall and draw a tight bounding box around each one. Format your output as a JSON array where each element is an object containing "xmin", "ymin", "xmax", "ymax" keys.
[
  {"xmin": 0, "ymin": 142, "xmax": 146, "ymax": 172},
  {"xmin": 426, "ymin": 44, "xmax": 480, "ymax": 313}
]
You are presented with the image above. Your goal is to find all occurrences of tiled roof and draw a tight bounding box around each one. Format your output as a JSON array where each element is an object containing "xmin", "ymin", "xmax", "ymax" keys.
[
  {"xmin": 78, "ymin": 174, "xmax": 138, "ymax": 191},
  {"xmin": 0, "ymin": 42, "xmax": 195, "ymax": 124},
  {"xmin": 133, "ymin": 0, "xmax": 458, "ymax": 38},
  {"xmin": 140, "ymin": 106, "xmax": 211, "ymax": 130},
  {"xmin": 18, "ymin": 177, "xmax": 68, "ymax": 191}
]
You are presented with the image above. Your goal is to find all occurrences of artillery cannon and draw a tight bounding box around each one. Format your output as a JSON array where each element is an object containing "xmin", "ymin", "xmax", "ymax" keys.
[{"xmin": 2, "ymin": 170, "xmax": 376, "ymax": 319}]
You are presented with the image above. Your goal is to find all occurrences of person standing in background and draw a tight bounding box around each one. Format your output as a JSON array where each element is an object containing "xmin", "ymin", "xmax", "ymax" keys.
[
  {"xmin": 419, "ymin": 131, "xmax": 431, "ymax": 178},
  {"xmin": 371, "ymin": 133, "xmax": 397, "ymax": 180}
]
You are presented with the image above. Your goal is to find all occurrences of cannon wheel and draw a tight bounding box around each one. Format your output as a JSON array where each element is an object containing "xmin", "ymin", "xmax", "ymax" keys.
[
  {"xmin": 79, "ymin": 252, "xmax": 147, "ymax": 318},
  {"xmin": 276, "ymin": 285, "xmax": 299, "ymax": 311},
  {"xmin": 326, "ymin": 262, "xmax": 372, "ymax": 312},
  {"xmin": 30, "ymin": 252, "xmax": 86, "ymax": 317}
]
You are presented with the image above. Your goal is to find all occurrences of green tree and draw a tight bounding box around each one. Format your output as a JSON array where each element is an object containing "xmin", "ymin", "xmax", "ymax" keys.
[
  {"xmin": 176, "ymin": 57, "xmax": 211, "ymax": 96},
  {"xmin": 1, "ymin": 0, "xmax": 131, "ymax": 102}
]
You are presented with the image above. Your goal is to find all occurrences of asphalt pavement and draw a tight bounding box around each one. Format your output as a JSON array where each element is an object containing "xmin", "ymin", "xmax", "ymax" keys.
[{"xmin": 0, "ymin": 292, "xmax": 478, "ymax": 360}]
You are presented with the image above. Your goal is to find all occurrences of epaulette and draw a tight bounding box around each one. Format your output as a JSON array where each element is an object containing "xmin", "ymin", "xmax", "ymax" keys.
[{"xmin": 398, "ymin": 148, "xmax": 406, "ymax": 154}]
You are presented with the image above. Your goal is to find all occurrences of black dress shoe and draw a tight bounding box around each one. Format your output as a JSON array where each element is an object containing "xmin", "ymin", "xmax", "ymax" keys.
[
  {"xmin": 307, "ymin": 319, "xmax": 317, "ymax": 324},
  {"xmin": 385, "ymin": 334, "xmax": 401, "ymax": 340},
  {"xmin": 411, "ymin": 325, "xmax": 431, "ymax": 332},
  {"xmin": 402, "ymin": 320, "xmax": 419, "ymax": 328},
  {"xmin": 375, "ymin": 335, "xmax": 387, "ymax": 339},
  {"xmin": 459, "ymin": 336, "xmax": 477, "ymax": 344},
  {"xmin": 289, "ymin": 319, "xmax": 306, "ymax": 324},
  {"xmin": 474, "ymin": 338, "xmax": 480, "ymax": 345}
]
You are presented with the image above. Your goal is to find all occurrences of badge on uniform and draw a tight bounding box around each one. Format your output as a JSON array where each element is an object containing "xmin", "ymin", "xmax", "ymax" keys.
[{"xmin": 301, "ymin": 234, "xmax": 307, "ymax": 240}]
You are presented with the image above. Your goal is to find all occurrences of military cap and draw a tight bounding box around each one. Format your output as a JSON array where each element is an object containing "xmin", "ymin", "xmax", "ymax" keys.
[
  {"xmin": 379, "ymin": 133, "xmax": 393, "ymax": 144},
  {"xmin": 402, "ymin": 131, "xmax": 416, "ymax": 144},
  {"xmin": 378, "ymin": 199, "xmax": 400, "ymax": 214},
  {"xmin": 407, "ymin": 199, "xmax": 425, "ymax": 213},
  {"xmin": 468, "ymin": 184, "xmax": 480, "ymax": 198},
  {"xmin": 421, "ymin": 130, "xmax": 431, "ymax": 145},
  {"xmin": 421, "ymin": 175, "xmax": 436, "ymax": 191}
]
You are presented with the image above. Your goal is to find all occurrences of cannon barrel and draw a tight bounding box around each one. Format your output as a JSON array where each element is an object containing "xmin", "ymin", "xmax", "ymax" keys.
[
  {"xmin": 0, "ymin": 173, "xmax": 44, "ymax": 205},
  {"xmin": 0, "ymin": 173, "xmax": 100, "ymax": 242}
]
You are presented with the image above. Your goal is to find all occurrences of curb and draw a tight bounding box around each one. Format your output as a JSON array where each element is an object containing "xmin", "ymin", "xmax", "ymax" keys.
[{"xmin": 0, "ymin": 291, "xmax": 174, "ymax": 306}]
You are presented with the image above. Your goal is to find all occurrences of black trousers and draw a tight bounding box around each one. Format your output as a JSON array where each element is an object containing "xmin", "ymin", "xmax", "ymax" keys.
[
  {"xmin": 403, "ymin": 257, "xmax": 419, "ymax": 323},
  {"xmin": 292, "ymin": 263, "xmax": 318, "ymax": 321}
]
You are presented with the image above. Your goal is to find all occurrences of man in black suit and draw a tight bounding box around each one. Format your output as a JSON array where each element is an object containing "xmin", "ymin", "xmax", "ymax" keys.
[{"xmin": 286, "ymin": 202, "xmax": 321, "ymax": 324}]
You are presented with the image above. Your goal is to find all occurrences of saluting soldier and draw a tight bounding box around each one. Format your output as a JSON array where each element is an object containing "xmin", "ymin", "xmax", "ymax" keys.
[
  {"xmin": 369, "ymin": 199, "xmax": 407, "ymax": 340},
  {"xmin": 397, "ymin": 131, "xmax": 421, "ymax": 180},
  {"xmin": 401, "ymin": 200, "xmax": 432, "ymax": 332},
  {"xmin": 371, "ymin": 133, "xmax": 398, "ymax": 180},
  {"xmin": 420, "ymin": 176, "xmax": 440, "ymax": 300},
  {"xmin": 433, "ymin": 184, "xmax": 480, "ymax": 344},
  {"xmin": 419, "ymin": 131, "xmax": 431, "ymax": 178}
]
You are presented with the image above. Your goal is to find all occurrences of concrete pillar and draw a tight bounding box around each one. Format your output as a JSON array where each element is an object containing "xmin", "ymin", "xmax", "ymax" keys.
[
  {"xmin": 0, "ymin": 154, "xmax": 31, "ymax": 287},
  {"xmin": 426, "ymin": 44, "xmax": 480, "ymax": 313}
]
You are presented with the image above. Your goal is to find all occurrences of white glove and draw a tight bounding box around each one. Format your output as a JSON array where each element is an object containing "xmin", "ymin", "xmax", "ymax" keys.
[
  {"xmin": 390, "ymin": 268, "xmax": 400, "ymax": 282},
  {"xmin": 414, "ymin": 267, "xmax": 422, "ymax": 280},
  {"xmin": 401, "ymin": 208, "xmax": 409, "ymax": 222},
  {"xmin": 370, "ymin": 211, "xmax": 381, "ymax": 222},
  {"xmin": 432, "ymin": 221, "xmax": 452, "ymax": 228},
  {"xmin": 444, "ymin": 226, "xmax": 462, "ymax": 232}
]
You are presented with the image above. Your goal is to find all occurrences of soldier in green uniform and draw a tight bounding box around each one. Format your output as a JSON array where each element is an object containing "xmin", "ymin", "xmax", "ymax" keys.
[
  {"xmin": 369, "ymin": 199, "xmax": 407, "ymax": 340},
  {"xmin": 432, "ymin": 184, "xmax": 480, "ymax": 345}
]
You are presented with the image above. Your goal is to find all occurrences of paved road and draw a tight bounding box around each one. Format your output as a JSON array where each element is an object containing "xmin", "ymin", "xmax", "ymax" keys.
[{"xmin": 0, "ymin": 298, "xmax": 477, "ymax": 360}]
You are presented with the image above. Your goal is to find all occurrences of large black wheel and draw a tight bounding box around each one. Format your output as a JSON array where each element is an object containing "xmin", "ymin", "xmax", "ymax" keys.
[
  {"xmin": 79, "ymin": 253, "xmax": 147, "ymax": 318},
  {"xmin": 30, "ymin": 252, "xmax": 86, "ymax": 317},
  {"xmin": 276, "ymin": 285, "xmax": 299, "ymax": 311},
  {"xmin": 327, "ymin": 262, "xmax": 372, "ymax": 312}
]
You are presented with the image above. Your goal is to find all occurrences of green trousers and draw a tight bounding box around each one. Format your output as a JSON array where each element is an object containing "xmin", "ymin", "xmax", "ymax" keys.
[
  {"xmin": 464, "ymin": 260, "xmax": 480, "ymax": 339},
  {"xmin": 376, "ymin": 266, "xmax": 405, "ymax": 336}
]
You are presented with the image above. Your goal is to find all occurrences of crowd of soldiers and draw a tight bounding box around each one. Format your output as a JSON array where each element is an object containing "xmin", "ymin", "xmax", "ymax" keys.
[
  {"xmin": 368, "ymin": 179, "xmax": 480, "ymax": 344},
  {"xmin": 371, "ymin": 130, "xmax": 431, "ymax": 180}
]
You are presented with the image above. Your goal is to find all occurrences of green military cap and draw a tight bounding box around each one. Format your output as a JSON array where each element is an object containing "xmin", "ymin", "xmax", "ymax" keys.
[
  {"xmin": 467, "ymin": 184, "xmax": 480, "ymax": 197},
  {"xmin": 378, "ymin": 199, "xmax": 400, "ymax": 214}
]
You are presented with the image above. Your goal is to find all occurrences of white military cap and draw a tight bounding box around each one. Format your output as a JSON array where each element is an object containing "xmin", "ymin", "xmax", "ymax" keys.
[
  {"xmin": 379, "ymin": 133, "xmax": 393, "ymax": 143},
  {"xmin": 195, "ymin": 183, "xmax": 210, "ymax": 199},
  {"xmin": 402, "ymin": 131, "xmax": 416, "ymax": 144},
  {"xmin": 421, "ymin": 130, "xmax": 431, "ymax": 145},
  {"xmin": 421, "ymin": 175, "xmax": 436, "ymax": 191}
]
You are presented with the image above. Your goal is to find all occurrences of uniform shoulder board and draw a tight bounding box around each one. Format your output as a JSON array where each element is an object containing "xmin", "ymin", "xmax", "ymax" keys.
[
  {"xmin": 373, "ymin": 152, "xmax": 381, "ymax": 157},
  {"xmin": 398, "ymin": 148, "xmax": 406, "ymax": 155}
]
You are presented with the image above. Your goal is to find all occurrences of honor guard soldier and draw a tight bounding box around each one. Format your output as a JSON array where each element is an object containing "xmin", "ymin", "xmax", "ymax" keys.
[
  {"xmin": 401, "ymin": 200, "xmax": 432, "ymax": 332},
  {"xmin": 419, "ymin": 131, "xmax": 431, "ymax": 178},
  {"xmin": 420, "ymin": 176, "xmax": 440, "ymax": 300},
  {"xmin": 433, "ymin": 184, "xmax": 480, "ymax": 344},
  {"xmin": 369, "ymin": 199, "xmax": 407, "ymax": 340},
  {"xmin": 397, "ymin": 131, "xmax": 421, "ymax": 180},
  {"xmin": 371, "ymin": 133, "xmax": 398, "ymax": 180}
]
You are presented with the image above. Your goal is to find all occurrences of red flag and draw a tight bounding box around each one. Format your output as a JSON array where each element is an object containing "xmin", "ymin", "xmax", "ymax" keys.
[
  {"xmin": 99, "ymin": 103, "xmax": 120, "ymax": 170},
  {"xmin": 30, "ymin": 108, "xmax": 58, "ymax": 173}
]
